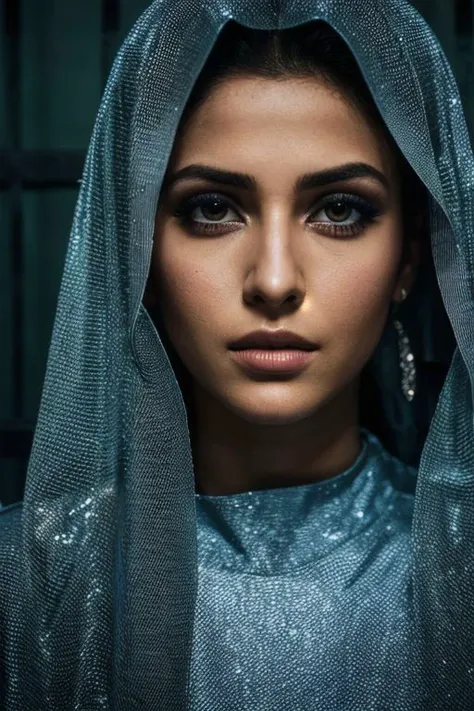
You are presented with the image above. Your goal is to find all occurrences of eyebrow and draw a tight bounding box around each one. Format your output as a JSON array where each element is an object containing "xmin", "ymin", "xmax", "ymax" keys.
[{"xmin": 162, "ymin": 161, "xmax": 390, "ymax": 193}]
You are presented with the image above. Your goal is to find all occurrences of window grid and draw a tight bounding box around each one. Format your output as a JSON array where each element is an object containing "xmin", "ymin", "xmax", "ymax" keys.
[{"xmin": 0, "ymin": 0, "xmax": 119, "ymax": 505}]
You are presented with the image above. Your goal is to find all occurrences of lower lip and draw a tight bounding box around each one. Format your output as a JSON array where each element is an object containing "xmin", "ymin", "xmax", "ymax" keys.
[{"xmin": 230, "ymin": 348, "xmax": 315, "ymax": 373}]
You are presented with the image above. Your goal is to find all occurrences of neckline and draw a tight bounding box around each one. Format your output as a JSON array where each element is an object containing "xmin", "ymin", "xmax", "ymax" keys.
[
  {"xmin": 193, "ymin": 429, "xmax": 402, "ymax": 575},
  {"xmin": 195, "ymin": 429, "xmax": 369, "ymax": 503}
]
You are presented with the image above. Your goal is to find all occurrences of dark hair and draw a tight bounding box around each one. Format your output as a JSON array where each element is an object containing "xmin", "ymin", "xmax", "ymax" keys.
[
  {"xmin": 180, "ymin": 21, "xmax": 389, "ymax": 140},
  {"xmin": 156, "ymin": 20, "xmax": 428, "ymax": 447}
]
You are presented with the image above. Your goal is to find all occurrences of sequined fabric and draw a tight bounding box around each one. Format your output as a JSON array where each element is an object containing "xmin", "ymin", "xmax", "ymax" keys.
[
  {"xmin": 1, "ymin": 0, "xmax": 474, "ymax": 709},
  {"xmin": 190, "ymin": 430, "xmax": 418, "ymax": 710}
]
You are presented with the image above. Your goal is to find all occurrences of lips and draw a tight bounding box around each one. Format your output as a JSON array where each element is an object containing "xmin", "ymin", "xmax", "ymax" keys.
[{"xmin": 229, "ymin": 329, "xmax": 318, "ymax": 351}]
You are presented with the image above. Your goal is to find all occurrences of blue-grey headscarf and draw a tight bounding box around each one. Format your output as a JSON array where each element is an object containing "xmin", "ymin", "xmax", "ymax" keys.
[{"xmin": 1, "ymin": 1, "xmax": 473, "ymax": 708}]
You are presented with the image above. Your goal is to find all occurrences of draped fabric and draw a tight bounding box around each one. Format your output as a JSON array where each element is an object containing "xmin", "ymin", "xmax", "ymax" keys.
[{"xmin": 1, "ymin": 0, "xmax": 473, "ymax": 708}]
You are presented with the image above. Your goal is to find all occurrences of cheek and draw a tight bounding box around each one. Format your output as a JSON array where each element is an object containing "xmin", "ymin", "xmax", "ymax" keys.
[
  {"xmin": 153, "ymin": 240, "xmax": 227, "ymax": 349},
  {"xmin": 319, "ymin": 233, "xmax": 402, "ymax": 347}
]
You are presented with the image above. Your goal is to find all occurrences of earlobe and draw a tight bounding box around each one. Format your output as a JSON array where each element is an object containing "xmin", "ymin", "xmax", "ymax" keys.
[
  {"xmin": 392, "ymin": 239, "xmax": 421, "ymax": 303},
  {"xmin": 393, "ymin": 264, "xmax": 414, "ymax": 302},
  {"xmin": 392, "ymin": 284, "xmax": 408, "ymax": 304}
]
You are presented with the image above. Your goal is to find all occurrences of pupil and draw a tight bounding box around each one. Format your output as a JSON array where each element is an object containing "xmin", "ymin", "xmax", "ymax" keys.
[
  {"xmin": 202, "ymin": 200, "xmax": 227, "ymax": 221},
  {"xmin": 327, "ymin": 201, "xmax": 350, "ymax": 222}
]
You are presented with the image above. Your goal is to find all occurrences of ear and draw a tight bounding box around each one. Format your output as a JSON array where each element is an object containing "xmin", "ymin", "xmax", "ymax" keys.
[{"xmin": 392, "ymin": 238, "xmax": 421, "ymax": 303}]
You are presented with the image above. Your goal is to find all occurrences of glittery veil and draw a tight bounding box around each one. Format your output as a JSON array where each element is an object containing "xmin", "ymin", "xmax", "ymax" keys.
[{"xmin": 1, "ymin": 0, "xmax": 473, "ymax": 708}]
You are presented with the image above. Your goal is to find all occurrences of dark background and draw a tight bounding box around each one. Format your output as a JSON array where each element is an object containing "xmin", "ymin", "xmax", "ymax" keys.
[{"xmin": 1, "ymin": 0, "xmax": 473, "ymax": 507}]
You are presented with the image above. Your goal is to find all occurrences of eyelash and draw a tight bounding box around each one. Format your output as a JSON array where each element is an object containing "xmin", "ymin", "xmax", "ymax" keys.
[{"xmin": 173, "ymin": 191, "xmax": 381, "ymax": 238}]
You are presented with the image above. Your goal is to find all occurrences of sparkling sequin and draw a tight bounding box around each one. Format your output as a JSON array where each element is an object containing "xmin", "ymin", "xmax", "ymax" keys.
[{"xmin": 190, "ymin": 430, "xmax": 417, "ymax": 709}]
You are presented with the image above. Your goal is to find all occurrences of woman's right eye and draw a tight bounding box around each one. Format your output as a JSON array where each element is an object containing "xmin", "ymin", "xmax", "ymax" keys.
[{"xmin": 174, "ymin": 194, "xmax": 244, "ymax": 232}]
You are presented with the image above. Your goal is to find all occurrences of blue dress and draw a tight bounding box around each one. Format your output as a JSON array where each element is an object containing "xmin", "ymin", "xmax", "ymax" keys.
[{"xmin": 189, "ymin": 430, "xmax": 418, "ymax": 710}]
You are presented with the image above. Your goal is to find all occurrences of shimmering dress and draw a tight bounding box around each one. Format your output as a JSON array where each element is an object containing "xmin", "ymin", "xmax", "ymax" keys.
[{"xmin": 189, "ymin": 429, "xmax": 417, "ymax": 710}]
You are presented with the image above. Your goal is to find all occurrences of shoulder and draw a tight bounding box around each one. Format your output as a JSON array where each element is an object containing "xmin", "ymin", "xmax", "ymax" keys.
[
  {"xmin": 363, "ymin": 429, "xmax": 417, "ymax": 536},
  {"xmin": 0, "ymin": 503, "xmax": 23, "ymax": 602},
  {"xmin": 0, "ymin": 504, "xmax": 24, "ymax": 703},
  {"xmin": 0, "ymin": 501, "xmax": 23, "ymax": 542},
  {"xmin": 365, "ymin": 429, "xmax": 418, "ymax": 495}
]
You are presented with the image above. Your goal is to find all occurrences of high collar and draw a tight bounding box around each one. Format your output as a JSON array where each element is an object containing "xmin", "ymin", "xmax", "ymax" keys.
[{"xmin": 194, "ymin": 430, "xmax": 413, "ymax": 575}]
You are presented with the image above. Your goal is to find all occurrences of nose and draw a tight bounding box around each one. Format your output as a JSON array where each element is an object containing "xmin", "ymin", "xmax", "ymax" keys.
[{"xmin": 243, "ymin": 214, "xmax": 305, "ymax": 316}]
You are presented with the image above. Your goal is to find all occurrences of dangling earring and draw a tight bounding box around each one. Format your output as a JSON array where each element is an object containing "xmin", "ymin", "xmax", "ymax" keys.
[{"xmin": 393, "ymin": 288, "xmax": 416, "ymax": 402}]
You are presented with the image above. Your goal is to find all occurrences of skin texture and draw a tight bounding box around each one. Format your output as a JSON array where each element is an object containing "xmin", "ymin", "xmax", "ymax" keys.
[{"xmin": 145, "ymin": 75, "xmax": 418, "ymax": 495}]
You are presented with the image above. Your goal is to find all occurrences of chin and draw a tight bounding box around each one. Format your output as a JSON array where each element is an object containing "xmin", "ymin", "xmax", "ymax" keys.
[
  {"xmin": 224, "ymin": 390, "xmax": 324, "ymax": 426},
  {"xmin": 237, "ymin": 410, "xmax": 313, "ymax": 426}
]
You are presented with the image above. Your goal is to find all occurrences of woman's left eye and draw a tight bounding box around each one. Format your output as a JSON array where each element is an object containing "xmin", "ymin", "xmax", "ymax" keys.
[
  {"xmin": 308, "ymin": 194, "xmax": 379, "ymax": 229},
  {"xmin": 313, "ymin": 201, "xmax": 358, "ymax": 224}
]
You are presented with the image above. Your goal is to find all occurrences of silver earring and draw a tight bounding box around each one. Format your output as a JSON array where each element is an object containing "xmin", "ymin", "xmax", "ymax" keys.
[{"xmin": 393, "ymin": 288, "xmax": 416, "ymax": 402}]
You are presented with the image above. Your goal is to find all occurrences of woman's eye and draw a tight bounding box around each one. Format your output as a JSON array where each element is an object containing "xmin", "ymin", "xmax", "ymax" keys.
[
  {"xmin": 176, "ymin": 195, "xmax": 242, "ymax": 225},
  {"xmin": 307, "ymin": 194, "xmax": 381, "ymax": 236},
  {"xmin": 311, "ymin": 200, "xmax": 360, "ymax": 225}
]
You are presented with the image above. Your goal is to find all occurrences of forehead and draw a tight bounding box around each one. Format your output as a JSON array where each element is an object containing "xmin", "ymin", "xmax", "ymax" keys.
[{"xmin": 169, "ymin": 75, "xmax": 398, "ymax": 187}]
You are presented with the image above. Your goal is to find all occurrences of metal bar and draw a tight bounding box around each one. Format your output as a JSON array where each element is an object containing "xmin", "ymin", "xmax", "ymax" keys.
[
  {"xmin": 2, "ymin": 0, "xmax": 27, "ymax": 501},
  {"xmin": 4, "ymin": 0, "xmax": 20, "ymax": 148},
  {"xmin": 0, "ymin": 150, "xmax": 85, "ymax": 189},
  {"xmin": 102, "ymin": 0, "xmax": 120, "ymax": 33},
  {"xmin": 4, "ymin": 0, "xmax": 24, "ymax": 422},
  {"xmin": 0, "ymin": 422, "xmax": 34, "ymax": 458},
  {"xmin": 455, "ymin": 0, "xmax": 473, "ymax": 36},
  {"xmin": 101, "ymin": 0, "xmax": 120, "ymax": 90}
]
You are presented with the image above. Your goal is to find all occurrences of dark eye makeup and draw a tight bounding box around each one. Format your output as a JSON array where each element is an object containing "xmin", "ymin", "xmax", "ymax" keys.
[{"xmin": 172, "ymin": 190, "xmax": 382, "ymax": 238}]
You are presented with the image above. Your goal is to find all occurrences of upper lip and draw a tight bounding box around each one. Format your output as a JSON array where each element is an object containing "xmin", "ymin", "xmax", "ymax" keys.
[{"xmin": 229, "ymin": 329, "xmax": 318, "ymax": 351}]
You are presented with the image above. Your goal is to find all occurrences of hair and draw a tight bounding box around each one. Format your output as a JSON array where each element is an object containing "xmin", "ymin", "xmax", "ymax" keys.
[{"xmin": 154, "ymin": 20, "xmax": 429, "ymax": 445}]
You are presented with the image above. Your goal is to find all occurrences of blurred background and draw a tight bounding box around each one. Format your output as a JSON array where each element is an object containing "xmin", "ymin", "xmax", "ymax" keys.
[{"xmin": 0, "ymin": 0, "xmax": 473, "ymax": 507}]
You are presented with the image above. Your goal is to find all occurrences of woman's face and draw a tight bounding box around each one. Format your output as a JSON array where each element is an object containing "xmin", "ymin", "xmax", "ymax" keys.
[{"xmin": 148, "ymin": 75, "xmax": 412, "ymax": 426}]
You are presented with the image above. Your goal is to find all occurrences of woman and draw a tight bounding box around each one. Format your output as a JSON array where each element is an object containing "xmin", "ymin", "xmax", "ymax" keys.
[{"xmin": 0, "ymin": 1, "xmax": 472, "ymax": 709}]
